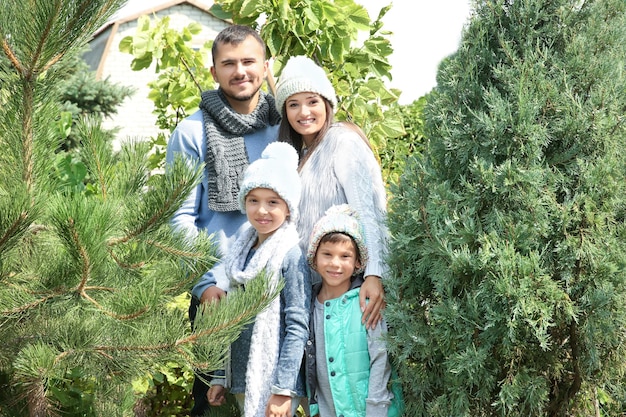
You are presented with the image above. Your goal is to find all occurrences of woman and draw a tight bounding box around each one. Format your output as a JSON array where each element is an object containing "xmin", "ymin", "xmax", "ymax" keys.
[{"xmin": 275, "ymin": 55, "xmax": 388, "ymax": 328}]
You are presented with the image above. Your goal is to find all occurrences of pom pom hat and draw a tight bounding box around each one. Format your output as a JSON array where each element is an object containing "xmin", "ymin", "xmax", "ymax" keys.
[
  {"xmin": 307, "ymin": 204, "xmax": 368, "ymax": 274},
  {"xmin": 238, "ymin": 142, "xmax": 301, "ymax": 222},
  {"xmin": 275, "ymin": 55, "xmax": 338, "ymax": 116}
]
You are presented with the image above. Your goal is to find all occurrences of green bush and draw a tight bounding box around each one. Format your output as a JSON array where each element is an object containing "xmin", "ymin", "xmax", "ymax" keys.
[{"xmin": 385, "ymin": 0, "xmax": 626, "ymax": 415}]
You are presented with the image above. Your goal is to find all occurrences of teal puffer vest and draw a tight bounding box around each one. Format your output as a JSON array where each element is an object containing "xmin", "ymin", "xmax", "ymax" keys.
[{"xmin": 307, "ymin": 285, "xmax": 403, "ymax": 417}]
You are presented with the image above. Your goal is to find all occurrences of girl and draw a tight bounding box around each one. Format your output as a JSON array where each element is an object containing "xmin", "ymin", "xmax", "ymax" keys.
[{"xmin": 193, "ymin": 142, "xmax": 311, "ymax": 417}]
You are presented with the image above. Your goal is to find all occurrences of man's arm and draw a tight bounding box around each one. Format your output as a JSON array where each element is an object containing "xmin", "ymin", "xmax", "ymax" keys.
[{"xmin": 165, "ymin": 112, "xmax": 206, "ymax": 238}]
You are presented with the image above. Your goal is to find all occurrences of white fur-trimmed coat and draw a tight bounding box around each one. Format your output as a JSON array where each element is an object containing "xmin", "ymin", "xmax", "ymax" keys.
[{"xmin": 298, "ymin": 123, "xmax": 389, "ymax": 279}]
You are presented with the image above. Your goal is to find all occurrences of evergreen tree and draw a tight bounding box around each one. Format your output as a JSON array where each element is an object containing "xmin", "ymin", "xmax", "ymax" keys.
[
  {"xmin": 57, "ymin": 52, "xmax": 135, "ymax": 151},
  {"xmin": 385, "ymin": 0, "xmax": 626, "ymax": 416},
  {"xmin": 0, "ymin": 2, "xmax": 277, "ymax": 415}
]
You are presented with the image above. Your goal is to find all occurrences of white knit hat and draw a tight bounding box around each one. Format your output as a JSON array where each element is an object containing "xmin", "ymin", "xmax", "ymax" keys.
[
  {"xmin": 307, "ymin": 204, "xmax": 368, "ymax": 274},
  {"xmin": 238, "ymin": 142, "xmax": 301, "ymax": 222},
  {"xmin": 275, "ymin": 55, "xmax": 337, "ymax": 116}
]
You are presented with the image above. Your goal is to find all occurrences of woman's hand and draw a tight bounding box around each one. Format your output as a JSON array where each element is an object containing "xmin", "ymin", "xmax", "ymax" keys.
[{"xmin": 360, "ymin": 275, "xmax": 385, "ymax": 329}]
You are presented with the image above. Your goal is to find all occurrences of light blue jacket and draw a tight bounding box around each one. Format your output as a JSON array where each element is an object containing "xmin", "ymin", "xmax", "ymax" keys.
[{"xmin": 165, "ymin": 109, "xmax": 279, "ymax": 290}]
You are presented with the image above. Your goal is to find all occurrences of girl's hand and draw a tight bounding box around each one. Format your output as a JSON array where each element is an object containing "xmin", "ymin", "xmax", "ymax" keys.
[
  {"xmin": 207, "ymin": 384, "xmax": 226, "ymax": 406},
  {"xmin": 265, "ymin": 394, "xmax": 292, "ymax": 417}
]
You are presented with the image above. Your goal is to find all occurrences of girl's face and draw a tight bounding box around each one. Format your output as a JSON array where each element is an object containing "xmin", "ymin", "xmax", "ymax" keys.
[
  {"xmin": 284, "ymin": 92, "xmax": 327, "ymax": 147},
  {"xmin": 245, "ymin": 188, "xmax": 289, "ymax": 245},
  {"xmin": 314, "ymin": 239, "xmax": 361, "ymax": 297}
]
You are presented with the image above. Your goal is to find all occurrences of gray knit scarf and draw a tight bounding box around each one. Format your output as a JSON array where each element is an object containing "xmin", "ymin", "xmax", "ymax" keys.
[{"xmin": 199, "ymin": 89, "xmax": 282, "ymax": 212}]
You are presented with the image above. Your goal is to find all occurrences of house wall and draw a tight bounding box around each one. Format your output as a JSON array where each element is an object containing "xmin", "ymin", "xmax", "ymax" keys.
[{"xmin": 96, "ymin": 4, "xmax": 229, "ymax": 147}]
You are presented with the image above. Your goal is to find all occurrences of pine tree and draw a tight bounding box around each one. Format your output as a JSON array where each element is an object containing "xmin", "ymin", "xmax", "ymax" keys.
[
  {"xmin": 0, "ymin": 2, "xmax": 277, "ymax": 415},
  {"xmin": 385, "ymin": 0, "xmax": 626, "ymax": 416},
  {"xmin": 57, "ymin": 52, "xmax": 135, "ymax": 152}
]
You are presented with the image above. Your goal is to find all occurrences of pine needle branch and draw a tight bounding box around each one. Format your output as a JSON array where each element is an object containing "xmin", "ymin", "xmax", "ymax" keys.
[
  {"xmin": 83, "ymin": 126, "xmax": 109, "ymax": 202},
  {"xmin": 1, "ymin": 293, "xmax": 58, "ymax": 315},
  {"xmin": 66, "ymin": 217, "xmax": 91, "ymax": 295},
  {"xmin": 107, "ymin": 247, "xmax": 146, "ymax": 269},
  {"xmin": 79, "ymin": 289, "xmax": 150, "ymax": 321},
  {"xmin": 26, "ymin": 2, "xmax": 61, "ymax": 80},
  {"xmin": 145, "ymin": 238, "xmax": 206, "ymax": 258},
  {"xmin": 0, "ymin": 211, "xmax": 29, "ymax": 253},
  {"xmin": 1, "ymin": 39, "xmax": 23, "ymax": 74},
  {"xmin": 108, "ymin": 173, "xmax": 199, "ymax": 245}
]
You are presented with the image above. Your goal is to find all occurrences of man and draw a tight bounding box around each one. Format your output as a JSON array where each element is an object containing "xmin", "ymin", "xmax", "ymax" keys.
[{"xmin": 165, "ymin": 24, "xmax": 281, "ymax": 416}]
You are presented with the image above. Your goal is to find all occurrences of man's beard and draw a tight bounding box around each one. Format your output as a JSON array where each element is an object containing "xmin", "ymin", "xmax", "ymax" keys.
[{"xmin": 223, "ymin": 84, "xmax": 262, "ymax": 103}]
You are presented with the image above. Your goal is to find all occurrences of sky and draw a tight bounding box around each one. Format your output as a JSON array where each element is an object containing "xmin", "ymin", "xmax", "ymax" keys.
[
  {"xmin": 113, "ymin": 0, "xmax": 472, "ymax": 105},
  {"xmin": 358, "ymin": 1, "xmax": 472, "ymax": 104}
]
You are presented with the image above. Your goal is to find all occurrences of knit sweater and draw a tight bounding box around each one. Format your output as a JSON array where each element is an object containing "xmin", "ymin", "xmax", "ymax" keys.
[{"xmin": 298, "ymin": 123, "xmax": 389, "ymax": 279}]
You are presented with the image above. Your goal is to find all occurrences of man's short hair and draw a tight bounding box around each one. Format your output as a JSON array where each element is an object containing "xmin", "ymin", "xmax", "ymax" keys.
[{"xmin": 212, "ymin": 25, "xmax": 266, "ymax": 65}]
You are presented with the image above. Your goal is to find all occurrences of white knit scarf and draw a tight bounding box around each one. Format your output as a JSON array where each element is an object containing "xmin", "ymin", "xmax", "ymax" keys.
[{"xmin": 224, "ymin": 221, "xmax": 300, "ymax": 417}]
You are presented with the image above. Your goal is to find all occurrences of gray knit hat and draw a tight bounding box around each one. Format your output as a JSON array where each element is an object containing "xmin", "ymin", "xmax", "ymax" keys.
[
  {"xmin": 307, "ymin": 204, "xmax": 368, "ymax": 274},
  {"xmin": 275, "ymin": 55, "xmax": 337, "ymax": 116},
  {"xmin": 238, "ymin": 142, "xmax": 301, "ymax": 222}
]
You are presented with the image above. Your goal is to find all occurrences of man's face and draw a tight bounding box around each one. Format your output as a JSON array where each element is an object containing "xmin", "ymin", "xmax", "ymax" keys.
[{"xmin": 210, "ymin": 36, "xmax": 268, "ymax": 111}]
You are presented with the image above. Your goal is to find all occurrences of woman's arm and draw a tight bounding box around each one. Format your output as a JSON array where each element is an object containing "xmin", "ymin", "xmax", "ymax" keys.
[{"xmin": 333, "ymin": 130, "xmax": 389, "ymax": 327}]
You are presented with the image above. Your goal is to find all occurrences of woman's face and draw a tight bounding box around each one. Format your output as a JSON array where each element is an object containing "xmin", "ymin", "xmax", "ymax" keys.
[{"xmin": 284, "ymin": 92, "xmax": 327, "ymax": 146}]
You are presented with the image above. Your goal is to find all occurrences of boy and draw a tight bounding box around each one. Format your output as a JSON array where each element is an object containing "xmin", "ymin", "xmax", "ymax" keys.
[{"xmin": 305, "ymin": 205, "xmax": 403, "ymax": 417}]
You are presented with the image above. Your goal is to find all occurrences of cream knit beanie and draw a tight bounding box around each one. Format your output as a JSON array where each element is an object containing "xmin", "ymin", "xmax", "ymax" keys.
[
  {"xmin": 307, "ymin": 204, "xmax": 368, "ymax": 274},
  {"xmin": 238, "ymin": 142, "xmax": 301, "ymax": 222},
  {"xmin": 275, "ymin": 55, "xmax": 337, "ymax": 116}
]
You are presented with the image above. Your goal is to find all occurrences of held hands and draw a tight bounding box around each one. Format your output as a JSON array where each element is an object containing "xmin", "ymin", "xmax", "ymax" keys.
[
  {"xmin": 265, "ymin": 394, "xmax": 292, "ymax": 417},
  {"xmin": 200, "ymin": 285, "xmax": 226, "ymax": 303},
  {"xmin": 360, "ymin": 275, "xmax": 385, "ymax": 329},
  {"xmin": 207, "ymin": 384, "xmax": 227, "ymax": 406}
]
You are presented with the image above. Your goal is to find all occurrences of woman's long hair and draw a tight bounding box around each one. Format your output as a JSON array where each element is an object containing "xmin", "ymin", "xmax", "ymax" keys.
[{"xmin": 277, "ymin": 97, "xmax": 372, "ymax": 169}]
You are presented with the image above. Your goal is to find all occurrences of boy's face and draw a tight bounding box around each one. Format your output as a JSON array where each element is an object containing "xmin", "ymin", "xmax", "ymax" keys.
[
  {"xmin": 245, "ymin": 188, "xmax": 289, "ymax": 245},
  {"xmin": 314, "ymin": 239, "xmax": 361, "ymax": 294}
]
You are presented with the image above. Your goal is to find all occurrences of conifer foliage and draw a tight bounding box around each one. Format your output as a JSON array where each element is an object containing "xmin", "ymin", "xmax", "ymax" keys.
[
  {"xmin": 0, "ymin": 1, "xmax": 277, "ymax": 415},
  {"xmin": 385, "ymin": 0, "xmax": 626, "ymax": 416}
]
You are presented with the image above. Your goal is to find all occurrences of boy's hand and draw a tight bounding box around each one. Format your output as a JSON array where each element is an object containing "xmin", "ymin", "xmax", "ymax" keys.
[{"xmin": 360, "ymin": 275, "xmax": 385, "ymax": 329}]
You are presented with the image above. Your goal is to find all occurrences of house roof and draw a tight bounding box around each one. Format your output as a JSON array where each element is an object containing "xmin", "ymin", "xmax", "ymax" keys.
[
  {"xmin": 93, "ymin": 0, "xmax": 218, "ymax": 37},
  {"xmin": 88, "ymin": 0, "xmax": 224, "ymax": 78}
]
